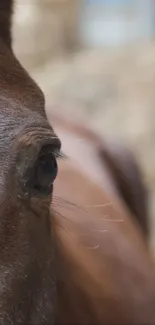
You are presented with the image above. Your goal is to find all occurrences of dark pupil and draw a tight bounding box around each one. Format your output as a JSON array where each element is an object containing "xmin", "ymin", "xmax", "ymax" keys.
[{"xmin": 34, "ymin": 153, "xmax": 58, "ymax": 195}]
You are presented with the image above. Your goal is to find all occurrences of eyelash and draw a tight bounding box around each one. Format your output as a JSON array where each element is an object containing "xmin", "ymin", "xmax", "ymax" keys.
[{"xmin": 53, "ymin": 150, "xmax": 67, "ymax": 160}]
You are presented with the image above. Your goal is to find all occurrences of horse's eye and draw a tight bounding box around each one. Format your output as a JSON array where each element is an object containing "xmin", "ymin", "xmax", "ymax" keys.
[{"xmin": 33, "ymin": 153, "xmax": 58, "ymax": 195}]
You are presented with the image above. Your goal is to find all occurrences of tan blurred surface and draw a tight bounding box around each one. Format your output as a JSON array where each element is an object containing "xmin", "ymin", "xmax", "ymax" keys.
[{"xmin": 13, "ymin": 0, "xmax": 155, "ymax": 250}]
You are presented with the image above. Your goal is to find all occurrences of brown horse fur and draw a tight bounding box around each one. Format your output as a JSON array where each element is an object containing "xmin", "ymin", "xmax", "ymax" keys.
[
  {"xmin": 0, "ymin": 1, "xmax": 59, "ymax": 324},
  {"xmin": 0, "ymin": 1, "xmax": 154, "ymax": 325},
  {"xmin": 53, "ymin": 162, "xmax": 155, "ymax": 325},
  {"xmin": 50, "ymin": 111, "xmax": 149, "ymax": 237},
  {"xmin": 49, "ymin": 112, "xmax": 155, "ymax": 324}
]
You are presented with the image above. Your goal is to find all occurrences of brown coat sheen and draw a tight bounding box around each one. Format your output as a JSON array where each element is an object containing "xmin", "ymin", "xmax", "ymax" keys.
[
  {"xmin": 50, "ymin": 111, "xmax": 148, "ymax": 236},
  {"xmin": 50, "ymin": 113, "xmax": 155, "ymax": 324}
]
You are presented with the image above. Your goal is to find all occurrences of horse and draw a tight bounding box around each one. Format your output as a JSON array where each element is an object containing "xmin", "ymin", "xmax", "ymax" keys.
[{"xmin": 0, "ymin": 0, "xmax": 154, "ymax": 324}]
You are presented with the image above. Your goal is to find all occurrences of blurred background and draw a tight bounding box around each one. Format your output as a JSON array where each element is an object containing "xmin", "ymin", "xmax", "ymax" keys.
[{"xmin": 13, "ymin": 0, "xmax": 155, "ymax": 249}]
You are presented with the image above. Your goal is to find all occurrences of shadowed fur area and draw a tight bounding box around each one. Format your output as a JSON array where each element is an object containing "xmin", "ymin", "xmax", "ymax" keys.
[
  {"xmin": 0, "ymin": 1, "xmax": 154, "ymax": 325},
  {"xmin": 0, "ymin": 0, "xmax": 12, "ymax": 48}
]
